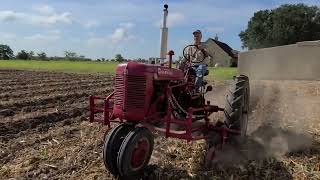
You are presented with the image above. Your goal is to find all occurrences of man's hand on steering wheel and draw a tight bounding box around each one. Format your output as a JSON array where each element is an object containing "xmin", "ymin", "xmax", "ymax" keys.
[{"xmin": 182, "ymin": 44, "xmax": 207, "ymax": 64}]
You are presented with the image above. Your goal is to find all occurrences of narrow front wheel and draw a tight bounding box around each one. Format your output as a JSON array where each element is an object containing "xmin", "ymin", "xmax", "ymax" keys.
[
  {"xmin": 117, "ymin": 127, "xmax": 154, "ymax": 177},
  {"xmin": 102, "ymin": 123, "xmax": 133, "ymax": 176}
]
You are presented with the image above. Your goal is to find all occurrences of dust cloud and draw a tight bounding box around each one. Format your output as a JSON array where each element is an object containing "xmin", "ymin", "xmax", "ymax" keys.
[{"xmin": 205, "ymin": 79, "xmax": 320, "ymax": 164}]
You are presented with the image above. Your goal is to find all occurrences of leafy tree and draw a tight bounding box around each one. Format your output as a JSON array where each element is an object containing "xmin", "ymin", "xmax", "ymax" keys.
[
  {"xmin": 64, "ymin": 51, "xmax": 78, "ymax": 60},
  {"xmin": 0, "ymin": 44, "xmax": 14, "ymax": 60},
  {"xmin": 239, "ymin": 3, "xmax": 320, "ymax": 49},
  {"xmin": 115, "ymin": 54, "xmax": 124, "ymax": 62},
  {"xmin": 16, "ymin": 50, "xmax": 29, "ymax": 60},
  {"xmin": 28, "ymin": 51, "xmax": 35, "ymax": 59},
  {"xmin": 37, "ymin": 52, "xmax": 47, "ymax": 60}
]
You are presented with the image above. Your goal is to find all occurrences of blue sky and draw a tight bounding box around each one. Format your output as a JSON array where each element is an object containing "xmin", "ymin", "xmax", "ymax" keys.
[{"xmin": 0, "ymin": 0, "xmax": 319, "ymax": 59}]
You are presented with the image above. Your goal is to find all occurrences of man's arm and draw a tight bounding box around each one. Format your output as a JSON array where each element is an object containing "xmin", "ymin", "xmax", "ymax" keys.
[{"xmin": 198, "ymin": 44, "xmax": 209, "ymax": 58}]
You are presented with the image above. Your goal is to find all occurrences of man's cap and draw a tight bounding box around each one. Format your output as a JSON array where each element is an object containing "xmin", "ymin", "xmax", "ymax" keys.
[{"xmin": 193, "ymin": 30, "xmax": 202, "ymax": 35}]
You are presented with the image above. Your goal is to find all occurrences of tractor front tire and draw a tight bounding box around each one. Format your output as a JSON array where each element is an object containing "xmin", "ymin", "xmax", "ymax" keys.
[
  {"xmin": 224, "ymin": 75, "xmax": 250, "ymax": 142},
  {"xmin": 103, "ymin": 123, "xmax": 133, "ymax": 176},
  {"xmin": 117, "ymin": 127, "xmax": 154, "ymax": 177}
]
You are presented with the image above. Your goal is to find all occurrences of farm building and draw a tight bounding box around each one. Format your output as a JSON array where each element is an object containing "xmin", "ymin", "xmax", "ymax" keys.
[{"xmin": 203, "ymin": 36, "xmax": 238, "ymax": 67}]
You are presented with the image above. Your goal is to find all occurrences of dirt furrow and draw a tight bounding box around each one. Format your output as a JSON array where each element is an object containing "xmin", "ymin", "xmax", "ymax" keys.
[
  {"xmin": 0, "ymin": 74, "xmax": 83, "ymax": 82},
  {"xmin": 0, "ymin": 69, "xmax": 106, "ymax": 78},
  {"xmin": 1, "ymin": 91, "xmax": 91, "ymax": 121},
  {"xmin": 0, "ymin": 94, "xmax": 94, "ymax": 159},
  {"xmin": 0, "ymin": 83, "xmax": 110, "ymax": 122},
  {"xmin": 0, "ymin": 100, "xmax": 89, "ymax": 137},
  {"xmin": 0, "ymin": 78, "xmax": 112, "ymax": 91},
  {"xmin": 0, "ymin": 101, "xmax": 92, "ymax": 162},
  {"xmin": 0, "ymin": 116, "xmax": 87, "ymax": 166},
  {"xmin": 0, "ymin": 73, "xmax": 110, "ymax": 83},
  {"xmin": 0, "ymin": 82, "xmax": 112, "ymax": 101},
  {"xmin": 0, "ymin": 92, "xmax": 98, "ymax": 119},
  {"xmin": 0, "ymin": 74, "xmax": 80, "ymax": 82},
  {"xmin": 0, "ymin": 105, "xmax": 86, "ymax": 137},
  {"xmin": 0, "ymin": 87, "xmax": 112, "ymax": 113},
  {"xmin": 1, "ymin": 76, "xmax": 112, "ymax": 87},
  {"xmin": 0, "ymin": 117, "xmax": 108, "ymax": 179},
  {"xmin": 0, "ymin": 71, "xmax": 111, "ymax": 82}
]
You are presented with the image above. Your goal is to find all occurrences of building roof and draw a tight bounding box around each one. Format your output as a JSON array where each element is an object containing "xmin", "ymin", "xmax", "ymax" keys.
[{"xmin": 208, "ymin": 38, "xmax": 237, "ymax": 58}]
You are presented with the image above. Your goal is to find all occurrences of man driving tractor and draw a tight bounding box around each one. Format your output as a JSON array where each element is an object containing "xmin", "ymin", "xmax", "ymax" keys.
[{"xmin": 178, "ymin": 29, "xmax": 210, "ymax": 92}]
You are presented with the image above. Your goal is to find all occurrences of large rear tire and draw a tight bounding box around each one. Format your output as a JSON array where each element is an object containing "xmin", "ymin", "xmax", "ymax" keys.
[
  {"xmin": 102, "ymin": 123, "xmax": 133, "ymax": 176},
  {"xmin": 117, "ymin": 127, "xmax": 154, "ymax": 177},
  {"xmin": 224, "ymin": 75, "xmax": 250, "ymax": 141}
]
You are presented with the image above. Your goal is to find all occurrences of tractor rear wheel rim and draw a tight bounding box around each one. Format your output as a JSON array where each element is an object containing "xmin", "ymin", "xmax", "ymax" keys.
[{"xmin": 131, "ymin": 137, "xmax": 150, "ymax": 170}]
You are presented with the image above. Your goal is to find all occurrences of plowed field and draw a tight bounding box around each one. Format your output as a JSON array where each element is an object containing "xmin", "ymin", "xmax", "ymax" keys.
[{"xmin": 1, "ymin": 69, "xmax": 319, "ymax": 180}]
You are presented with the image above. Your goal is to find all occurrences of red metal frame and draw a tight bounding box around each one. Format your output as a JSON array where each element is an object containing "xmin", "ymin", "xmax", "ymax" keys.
[
  {"xmin": 89, "ymin": 50, "xmax": 241, "ymax": 147},
  {"xmin": 89, "ymin": 91, "xmax": 240, "ymax": 143}
]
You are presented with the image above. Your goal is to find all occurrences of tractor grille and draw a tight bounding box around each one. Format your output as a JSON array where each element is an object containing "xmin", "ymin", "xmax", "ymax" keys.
[
  {"xmin": 114, "ymin": 74, "xmax": 124, "ymax": 107},
  {"xmin": 125, "ymin": 75, "xmax": 146, "ymax": 109},
  {"xmin": 114, "ymin": 74, "xmax": 146, "ymax": 110}
]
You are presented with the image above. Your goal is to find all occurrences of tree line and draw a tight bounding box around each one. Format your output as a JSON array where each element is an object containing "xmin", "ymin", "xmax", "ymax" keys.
[
  {"xmin": 239, "ymin": 3, "xmax": 320, "ymax": 50},
  {"xmin": 0, "ymin": 44, "xmax": 130, "ymax": 62}
]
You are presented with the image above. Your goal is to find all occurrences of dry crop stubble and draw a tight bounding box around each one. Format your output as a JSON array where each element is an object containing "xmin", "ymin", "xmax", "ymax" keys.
[{"xmin": 0, "ymin": 69, "xmax": 319, "ymax": 179}]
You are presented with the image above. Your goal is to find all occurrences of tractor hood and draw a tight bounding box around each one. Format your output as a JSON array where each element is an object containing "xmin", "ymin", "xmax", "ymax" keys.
[{"xmin": 116, "ymin": 61, "xmax": 184, "ymax": 80}]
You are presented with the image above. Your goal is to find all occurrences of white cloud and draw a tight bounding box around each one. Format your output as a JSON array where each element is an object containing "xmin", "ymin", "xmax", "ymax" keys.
[
  {"xmin": 0, "ymin": 32, "xmax": 17, "ymax": 40},
  {"xmin": 155, "ymin": 12, "xmax": 185, "ymax": 27},
  {"xmin": 84, "ymin": 20, "xmax": 100, "ymax": 28},
  {"xmin": 48, "ymin": 29, "xmax": 61, "ymax": 35},
  {"xmin": 24, "ymin": 33, "xmax": 60, "ymax": 42},
  {"xmin": 0, "ymin": 11, "xmax": 23, "ymax": 22},
  {"xmin": 0, "ymin": 8, "xmax": 73, "ymax": 26},
  {"xmin": 33, "ymin": 5, "xmax": 55, "ymax": 15},
  {"xmin": 87, "ymin": 37, "xmax": 109, "ymax": 47},
  {"xmin": 110, "ymin": 28, "xmax": 126, "ymax": 43},
  {"xmin": 119, "ymin": 22, "xmax": 135, "ymax": 29},
  {"xmin": 31, "ymin": 12, "xmax": 72, "ymax": 26},
  {"xmin": 88, "ymin": 22, "xmax": 136, "ymax": 46},
  {"xmin": 205, "ymin": 27, "xmax": 225, "ymax": 33},
  {"xmin": 167, "ymin": 12, "xmax": 185, "ymax": 27}
]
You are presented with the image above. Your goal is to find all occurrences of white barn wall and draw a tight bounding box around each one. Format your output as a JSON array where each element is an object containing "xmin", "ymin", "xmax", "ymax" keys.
[{"xmin": 204, "ymin": 39, "xmax": 232, "ymax": 67}]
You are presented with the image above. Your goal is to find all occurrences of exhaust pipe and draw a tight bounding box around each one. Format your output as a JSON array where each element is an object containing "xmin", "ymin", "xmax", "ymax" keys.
[{"xmin": 159, "ymin": 4, "xmax": 168, "ymax": 64}]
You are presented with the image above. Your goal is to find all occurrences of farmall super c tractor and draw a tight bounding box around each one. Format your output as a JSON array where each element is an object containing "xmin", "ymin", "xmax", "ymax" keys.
[{"xmin": 89, "ymin": 46, "xmax": 250, "ymax": 177}]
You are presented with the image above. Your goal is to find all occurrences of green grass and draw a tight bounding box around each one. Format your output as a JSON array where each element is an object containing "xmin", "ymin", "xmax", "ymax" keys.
[
  {"xmin": 0, "ymin": 60, "xmax": 237, "ymax": 80},
  {"xmin": 0, "ymin": 60, "xmax": 118, "ymax": 74},
  {"xmin": 208, "ymin": 67, "xmax": 238, "ymax": 80}
]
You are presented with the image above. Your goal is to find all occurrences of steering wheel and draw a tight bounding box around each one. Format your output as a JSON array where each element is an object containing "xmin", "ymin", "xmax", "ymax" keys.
[{"xmin": 182, "ymin": 45, "xmax": 206, "ymax": 64}]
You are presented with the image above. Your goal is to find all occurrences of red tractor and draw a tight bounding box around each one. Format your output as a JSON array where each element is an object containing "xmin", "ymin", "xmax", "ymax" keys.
[{"xmin": 89, "ymin": 45, "xmax": 250, "ymax": 178}]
